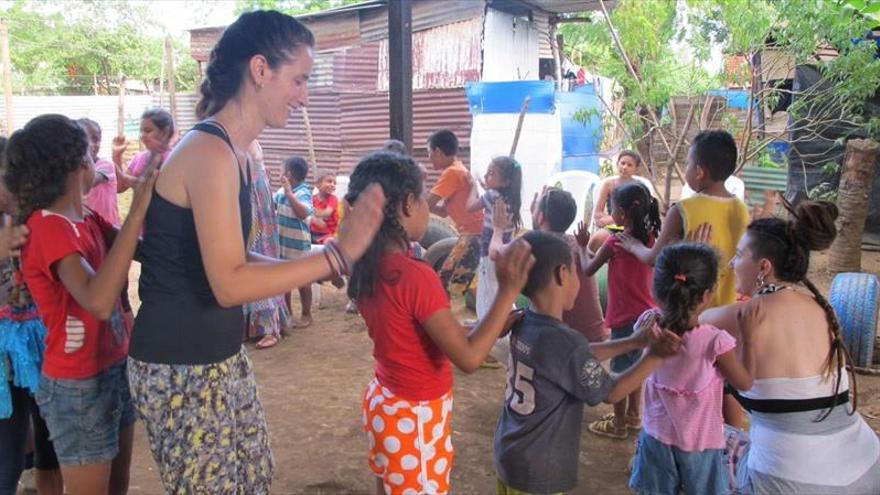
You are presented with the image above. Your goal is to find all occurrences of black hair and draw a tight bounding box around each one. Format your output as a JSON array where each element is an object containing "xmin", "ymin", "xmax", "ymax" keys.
[
  {"xmin": 521, "ymin": 230, "xmax": 573, "ymax": 299},
  {"xmin": 315, "ymin": 168, "xmax": 335, "ymax": 182},
  {"xmin": 427, "ymin": 129, "xmax": 458, "ymax": 157},
  {"xmin": 538, "ymin": 187, "xmax": 577, "ymax": 233},
  {"xmin": 746, "ymin": 200, "xmax": 851, "ymax": 419},
  {"xmin": 489, "ymin": 156, "xmax": 522, "ymax": 230},
  {"xmin": 611, "ymin": 182, "xmax": 661, "ymax": 245},
  {"xmin": 618, "ymin": 150, "xmax": 642, "ymax": 166},
  {"xmin": 76, "ymin": 117, "xmax": 100, "ymax": 133},
  {"xmin": 283, "ymin": 155, "xmax": 309, "ymax": 182},
  {"xmin": 346, "ymin": 152, "xmax": 424, "ymax": 300},
  {"xmin": 653, "ymin": 243, "xmax": 719, "ymax": 335},
  {"xmin": 381, "ymin": 139, "xmax": 408, "ymax": 155},
  {"xmin": 4, "ymin": 114, "xmax": 89, "ymax": 223},
  {"xmin": 196, "ymin": 10, "xmax": 315, "ymax": 119},
  {"xmin": 141, "ymin": 108, "xmax": 176, "ymax": 136},
  {"xmin": 690, "ymin": 130, "xmax": 737, "ymax": 181}
]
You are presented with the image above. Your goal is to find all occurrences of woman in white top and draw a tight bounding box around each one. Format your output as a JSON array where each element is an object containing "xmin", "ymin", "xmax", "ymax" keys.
[{"xmin": 701, "ymin": 200, "xmax": 880, "ymax": 494}]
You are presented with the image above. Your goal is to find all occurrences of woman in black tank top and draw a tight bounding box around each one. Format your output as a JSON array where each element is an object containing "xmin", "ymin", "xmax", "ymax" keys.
[{"xmin": 126, "ymin": 11, "xmax": 385, "ymax": 495}]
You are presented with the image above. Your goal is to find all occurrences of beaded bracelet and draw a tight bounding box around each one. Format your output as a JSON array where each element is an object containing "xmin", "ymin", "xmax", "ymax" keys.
[
  {"xmin": 325, "ymin": 240, "xmax": 352, "ymax": 276},
  {"xmin": 322, "ymin": 246, "xmax": 341, "ymax": 278}
]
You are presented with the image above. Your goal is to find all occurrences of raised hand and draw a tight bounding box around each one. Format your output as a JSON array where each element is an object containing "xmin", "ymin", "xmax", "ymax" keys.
[
  {"xmin": 128, "ymin": 158, "xmax": 160, "ymax": 220},
  {"xmin": 112, "ymin": 135, "xmax": 128, "ymax": 157},
  {"xmin": 495, "ymin": 238, "xmax": 535, "ymax": 297},
  {"xmin": 335, "ymin": 183, "xmax": 386, "ymax": 262},
  {"xmin": 685, "ymin": 222, "xmax": 713, "ymax": 244},
  {"xmin": 575, "ymin": 221, "xmax": 590, "ymax": 248},
  {"xmin": 647, "ymin": 328, "xmax": 682, "ymax": 358}
]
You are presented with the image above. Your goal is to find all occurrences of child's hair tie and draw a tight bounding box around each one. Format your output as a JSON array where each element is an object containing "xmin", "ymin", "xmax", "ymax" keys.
[{"xmin": 674, "ymin": 274, "xmax": 688, "ymax": 282}]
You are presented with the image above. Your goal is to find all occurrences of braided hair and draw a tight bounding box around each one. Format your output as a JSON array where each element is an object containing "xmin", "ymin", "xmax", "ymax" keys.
[
  {"xmin": 4, "ymin": 114, "xmax": 89, "ymax": 224},
  {"xmin": 346, "ymin": 152, "xmax": 424, "ymax": 300},
  {"xmin": 654, "ymin": 243, "xmax": 719, "ymax": 335},
  {"xmin": 612, "ymin": 182, "xmax": 661, "ymax": 245},
  {"xmin": 746, "ymin": 200, "xmax": 853, "ymax": 419}
]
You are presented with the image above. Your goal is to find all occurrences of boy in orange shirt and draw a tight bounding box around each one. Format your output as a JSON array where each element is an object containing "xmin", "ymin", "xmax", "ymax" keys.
[{"xmin": 426, "ymin": 129, "xmax": 485, "ymax": 295}]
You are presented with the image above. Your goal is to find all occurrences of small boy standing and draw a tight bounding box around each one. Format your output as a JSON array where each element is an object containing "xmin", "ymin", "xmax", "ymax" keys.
[
  {"xmin": 531, "ymin": 187, "xmax": 606, "ymax": 343},
  {"xmin": 274, "ymin": 155, "xmax": 314, "ymax": 328},
  {"xmin": 494, "ymin": 231, "xmax": 679, "ymax": 494},
  {"xmin": 310, "ymin": 170, "xmax": 339, "ymax": 245},
  {"xmin": 621, "ymin": 130, "xmax": 749, "ymax": 308},
  {"xmin": 426, "ymin": 129, "xmax": 484, "ymax": 295}
]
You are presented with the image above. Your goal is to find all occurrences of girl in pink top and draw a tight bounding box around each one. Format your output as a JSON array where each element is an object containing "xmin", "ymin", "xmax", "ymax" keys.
[
  {"xmin": 629, "ymin": 243, "xmax": 754, "ymax": 495},
  {"xmin": 578, "ymin": 182, "xmax": 660, "ymax": 439},
  {"xmin": 79, "ymin": 118, "xmax": 121, "ymax": 227},
  {"xmin": 112, "ymin": 108, "xmax": 175, "ymax": 193}
]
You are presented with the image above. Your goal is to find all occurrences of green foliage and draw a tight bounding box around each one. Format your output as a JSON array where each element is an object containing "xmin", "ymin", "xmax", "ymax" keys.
[
  {"xmin": 234, "ymin": 0, "xmax": 363, "ymax": 16},
  {"xmin": 560, "ymin": 0, "xmax": 720, "ymax": 144},
  {"xmin": 3, "ymin": 0, "xmax": 200, "ymax": 95}
]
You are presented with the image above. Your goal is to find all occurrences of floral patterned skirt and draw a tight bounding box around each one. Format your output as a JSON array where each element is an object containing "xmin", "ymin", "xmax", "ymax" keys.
[{"xmin": 127, "ymin": 347, "xmax": 274, "ymax": 494}]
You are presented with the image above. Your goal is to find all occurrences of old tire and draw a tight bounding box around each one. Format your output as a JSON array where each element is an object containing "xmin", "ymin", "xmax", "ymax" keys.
[
  {"xmin": 425, "ymin": 237, "xmax": 457, "ymax": 272},
  {"xmin": 829, "ymin": 272, "xmax": 879, "ymax": 368},
  {"xmin": 420, "ymin": 218, "xmax": 456, "ymax": 250}
]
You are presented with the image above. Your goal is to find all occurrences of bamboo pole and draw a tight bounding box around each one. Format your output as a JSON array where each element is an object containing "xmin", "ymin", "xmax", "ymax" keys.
[
  {"xmin": 302, "ymin": 107, "xmax": 317, "ymax": 176},
  {"xmin": 509, "ymin": 97, "xmax": 531, "ymax": 158},
  {"xmin": 117, "ymin": 73, "xmax": 125, "ymax": 137},
  {"xmin": 164, "ymin": 36, "xmax": 176, "ymax": 121}
]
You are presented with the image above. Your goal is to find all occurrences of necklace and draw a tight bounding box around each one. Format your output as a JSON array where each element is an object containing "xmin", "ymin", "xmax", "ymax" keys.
[{"xmin": 756, "ymin": 283, "xmax": 788, "ymax": 296}]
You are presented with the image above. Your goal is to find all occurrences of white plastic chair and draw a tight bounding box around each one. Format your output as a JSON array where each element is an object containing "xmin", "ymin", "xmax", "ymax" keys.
[
  {"xmin": 544, "ymin": 171, "xmax": 601, "ymax": 235},
  {"xmin": 680, "ymin": 175, "xmax": 745, "ymax": 201}
]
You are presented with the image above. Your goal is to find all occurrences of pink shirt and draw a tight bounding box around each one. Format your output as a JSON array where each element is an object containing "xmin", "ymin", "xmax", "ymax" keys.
[
  {"xmin": 643, "ymin": 322, "xmax": 735, "ymax": 452},
  {"xmin": 127, "ymin": 150, "xmax": 170, "ymax": 177},
  {"xmin": 84, "ymin": 158, "xmax": 120, "ymax": 226}
]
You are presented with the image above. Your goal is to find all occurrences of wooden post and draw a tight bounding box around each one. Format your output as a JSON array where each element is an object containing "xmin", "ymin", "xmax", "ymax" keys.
[
  {"xmin": 302, "ymin": 107, "xmax": 318, "ymax": 176},
  {"xmin": 158, "ymin": 39, "xmax": 165, "ymax": 106},
  {"xmin": 388, "ymin": 0, "xmax": 413, "ymax": 153},
  {"xmin": 509, "ymin": 97, "xmax": 531, "ymax": 158},
  {"xmin": 164, "ymin": 36, "xmax": 176, "ymax": 121},
  {"xmin": 117, "ymin": 73, "xmax": 126, "ymax": 137},
  {"xmin": 1, "ymin": 19, "xmax": 13, "ymax": 133},
  {"xmin": 829, "ymin": 138, "xmax": 880, "ymax": 273}
]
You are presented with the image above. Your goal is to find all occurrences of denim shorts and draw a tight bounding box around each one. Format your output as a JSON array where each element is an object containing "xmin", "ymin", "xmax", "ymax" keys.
[
  {"xmin": 629, "ymin": 430, "xmax": 728, "ymax": 495},
  {"xmin": 34, "ymin": 360, "xmax": 136, "ymax": 466},
  {"xmin": 610, "ymin": 322, "xmax": 642, "ymax": 373}
]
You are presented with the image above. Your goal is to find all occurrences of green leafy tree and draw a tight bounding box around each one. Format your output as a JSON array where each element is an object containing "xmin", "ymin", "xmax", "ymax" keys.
[
  {"xmin": 234, "ymin": 0, "xmax": 363, "ymax": 16},
  {"xmin": 3, "ymin": 0, "xmax": 200, "ymax": 95}
]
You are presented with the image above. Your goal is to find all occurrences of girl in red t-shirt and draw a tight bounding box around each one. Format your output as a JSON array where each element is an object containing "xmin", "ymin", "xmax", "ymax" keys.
[
  {"xmin": 4, "ymin": 114, "xmax": 157, "ymax": 495},
  {"xmin": 576, "ymin": 182, "xmax": 662, "ymax": 440},
  {"xmin": 346, "ymin": 151, "xmax": 533, "ymax": 495}
]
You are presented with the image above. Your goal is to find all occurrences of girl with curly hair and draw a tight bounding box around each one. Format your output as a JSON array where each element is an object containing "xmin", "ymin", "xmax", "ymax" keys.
[{"xmin": 3, "ymin": 114, "xmax": 157, "ymax": 495}]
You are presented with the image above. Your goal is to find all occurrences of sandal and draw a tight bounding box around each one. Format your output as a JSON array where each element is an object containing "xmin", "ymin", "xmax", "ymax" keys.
[
  {"xmin": 625, "ymin": 414, "xmax": 642, "ymax": 430},
  {"xmin": 256, "ymin": 334, "xmax": 280, "ymax": 349},
  {"xmin": 479, "ymin": 356, "xmax": 503, "ymax": 369},
  {"xmin": 588, "ymin": 417, "xmax": 628, "ymax": 439}
]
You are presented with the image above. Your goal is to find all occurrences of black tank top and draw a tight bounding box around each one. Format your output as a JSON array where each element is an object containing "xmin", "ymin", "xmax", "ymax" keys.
[{"xmin": 129, "ymin": 122, "xmax": 252, "ymax": 365}]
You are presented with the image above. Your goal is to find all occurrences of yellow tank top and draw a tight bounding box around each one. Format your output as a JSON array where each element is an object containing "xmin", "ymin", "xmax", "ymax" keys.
[{"xmin": 678, "ymin": 194, "xmax": 750, "ymax": 307}]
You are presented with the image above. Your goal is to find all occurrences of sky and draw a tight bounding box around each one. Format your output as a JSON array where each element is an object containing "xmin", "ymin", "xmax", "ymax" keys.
[{"xmin": 141, "ymin": 0, "xmax": 239, "ymax": 34}]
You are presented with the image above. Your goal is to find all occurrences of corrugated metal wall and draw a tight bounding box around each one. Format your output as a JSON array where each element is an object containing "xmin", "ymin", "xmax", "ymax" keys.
[{"xmin": 0, "ymin": 95, "xmax": 154, "ymax": 154}]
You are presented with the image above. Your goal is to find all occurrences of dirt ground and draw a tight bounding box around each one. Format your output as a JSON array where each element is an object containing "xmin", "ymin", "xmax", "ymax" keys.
[{"xmin": 122, "ymin": 249, "xmax": 880, "ymax": 495}]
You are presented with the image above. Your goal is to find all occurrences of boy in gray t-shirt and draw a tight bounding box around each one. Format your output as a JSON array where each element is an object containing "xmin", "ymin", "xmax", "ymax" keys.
[{"xmin": 494, "ymin": 231, "xmax": 679, "ymax": 494}]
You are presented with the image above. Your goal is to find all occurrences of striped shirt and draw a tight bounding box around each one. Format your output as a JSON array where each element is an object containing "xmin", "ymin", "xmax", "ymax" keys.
[{"xmin": 274, "ymin": 183, "xmax": 313, "ymax": 257}]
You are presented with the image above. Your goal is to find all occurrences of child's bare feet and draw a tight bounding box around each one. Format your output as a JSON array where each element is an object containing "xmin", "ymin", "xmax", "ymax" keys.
[{"xmin": 297, "ymin": 315, "xmax": 313, "ymax": 328}]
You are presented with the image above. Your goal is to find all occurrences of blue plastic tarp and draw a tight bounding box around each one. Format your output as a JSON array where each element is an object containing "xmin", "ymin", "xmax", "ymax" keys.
[
  {"xmin": 558, "ymin": 85, "xmax": 603, "ymax": 173},
  {"xmin": 465, "ymin": 81, "xmax": 556, "ymax": 115},
  {"xmin": 706, "ymin": 89, "xmax": 753, "ymax": 109}
]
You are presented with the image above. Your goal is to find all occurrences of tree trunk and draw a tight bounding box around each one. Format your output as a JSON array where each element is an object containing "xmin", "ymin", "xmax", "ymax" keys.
[{"xmin": 829, "ymin": 138, "xmax": 879, "ymax": 273}]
